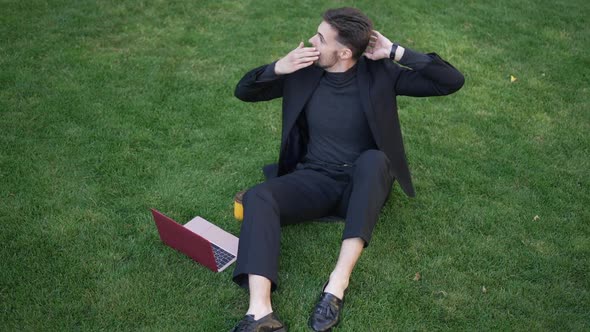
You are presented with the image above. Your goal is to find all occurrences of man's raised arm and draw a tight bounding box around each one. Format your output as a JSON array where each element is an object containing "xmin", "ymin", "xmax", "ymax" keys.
[
  {"xmin": 365, "ymin": 30, "xmax": 464, "ymax": 97},
  {"xmin": 234, "ymin": 42, "xmax": 320, "ymax": 102}
]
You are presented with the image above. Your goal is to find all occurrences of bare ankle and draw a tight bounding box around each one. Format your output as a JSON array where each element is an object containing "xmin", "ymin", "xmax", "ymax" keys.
[
  {"xmin": 325, "ymin": 272, "xmax": 349, "ymax": 299},
  {"xmin": 330, "ymin": 271, "xmax": 350, "ymax": 287},
  {"xmin": 246, "ymin": 306, "xmax": 273, "ymax": 320},
  {"xmin": 247, "ymin": 274, "xmax": 273, "ymax": 320}
]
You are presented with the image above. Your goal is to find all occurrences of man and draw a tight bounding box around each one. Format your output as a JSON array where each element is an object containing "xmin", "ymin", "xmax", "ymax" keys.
[{"xmin": 230, "ymin": 7, "xmax": 464, "ymax": 332}]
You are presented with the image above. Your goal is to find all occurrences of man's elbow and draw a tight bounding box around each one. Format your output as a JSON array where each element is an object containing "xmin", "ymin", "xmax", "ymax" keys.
[
  {"xmin": 452, "ymin": 72, "xmax": 465, "ymax": 93},
  {"xmin": 234, "ymin": 85, "xmax": 255, "ymax": 102},
  {"xmin": 440, "ymin": 72, "xmax": 465, "ymax": 95}
]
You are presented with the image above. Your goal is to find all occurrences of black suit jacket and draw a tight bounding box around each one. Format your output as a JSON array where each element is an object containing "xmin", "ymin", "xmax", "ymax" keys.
[{"xmin": 234, "ymin": 53, "xmax": 464, "ymax": 197}]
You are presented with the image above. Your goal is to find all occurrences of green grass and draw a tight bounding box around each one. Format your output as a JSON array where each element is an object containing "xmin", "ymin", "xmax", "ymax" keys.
[{"xmin": 1, "ymin": 0, "xmax": 589, "ymax": 331}]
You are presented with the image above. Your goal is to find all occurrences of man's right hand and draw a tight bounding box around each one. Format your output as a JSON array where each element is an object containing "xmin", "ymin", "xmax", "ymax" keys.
[{"xmin": 274, "ymin": 42, "xmax": 320, "ymax": 75}]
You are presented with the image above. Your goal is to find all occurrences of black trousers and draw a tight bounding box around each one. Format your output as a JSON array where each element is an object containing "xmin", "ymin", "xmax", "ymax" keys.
[{"xmin": 232, "ymin": 150, "xmax": 394, "ymax": 291}]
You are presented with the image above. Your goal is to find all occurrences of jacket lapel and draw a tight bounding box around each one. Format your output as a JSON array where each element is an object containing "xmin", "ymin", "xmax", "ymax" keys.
[
  {"xmin": 357, "ymin": 58, "xmax": 382, "ymax": 148},
  {"xmin": 282, "ymin": 66, "xmax": 324, "ymax": 141}
]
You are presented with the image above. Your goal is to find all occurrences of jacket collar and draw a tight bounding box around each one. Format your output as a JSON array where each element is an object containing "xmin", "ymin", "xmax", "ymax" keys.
[{"xmin": 357, "ymin": 57, "xmax": 382, "ymax": 147}]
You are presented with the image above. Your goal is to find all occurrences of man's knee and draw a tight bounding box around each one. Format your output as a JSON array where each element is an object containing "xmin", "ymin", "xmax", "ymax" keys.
[
  {"xmin": 243, "ymin": 183, "xmax": 279, "ymax": 213},
  {"xmin": 355, "ymin": 149, "xmax": 391, "ymax": 176}
]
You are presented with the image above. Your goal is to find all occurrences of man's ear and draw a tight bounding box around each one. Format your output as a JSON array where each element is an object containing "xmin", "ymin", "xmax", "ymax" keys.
[{"xmin": 339, "ymin": 48, "xmax": 353, "ymax": 60}]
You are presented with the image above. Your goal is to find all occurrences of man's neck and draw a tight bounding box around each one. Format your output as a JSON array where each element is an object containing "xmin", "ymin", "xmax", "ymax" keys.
[{"xmin": 324, "ymin": 58, "xmax": 358, "ymax": 73}]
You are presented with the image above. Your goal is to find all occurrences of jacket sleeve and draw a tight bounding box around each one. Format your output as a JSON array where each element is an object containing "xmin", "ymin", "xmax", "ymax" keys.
[
  {"xmin": 388, "ymin": 49, "xmax": 464, "ymax": 97},
  {"xmin": 234, "ymin": 62, "xmax": 285, "ymax": 102}
]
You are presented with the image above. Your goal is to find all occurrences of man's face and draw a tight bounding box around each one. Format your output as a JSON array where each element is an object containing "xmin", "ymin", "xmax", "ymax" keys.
[{"xmin": 308, "ymin": 21, "xmax": 348, "ymax": 69}]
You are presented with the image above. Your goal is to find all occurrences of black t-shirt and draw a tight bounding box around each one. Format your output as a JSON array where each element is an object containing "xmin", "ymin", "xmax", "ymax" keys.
[{"xmin": 303, "ymin": 64, "xmax": 376, "ymax": 166}]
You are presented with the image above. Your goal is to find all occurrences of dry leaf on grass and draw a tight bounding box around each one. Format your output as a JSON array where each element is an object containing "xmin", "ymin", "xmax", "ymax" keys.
[
  {"xmin": 413, "ymin": 272, "xmax": 421, "ymax": 281},
  {"xmin": 434, "ymin": 290, "xmax": 448, "ymax": 298}
]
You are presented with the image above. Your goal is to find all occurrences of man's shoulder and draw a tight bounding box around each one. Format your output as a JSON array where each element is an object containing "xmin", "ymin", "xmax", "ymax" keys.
[
  {"xmin": 360, "ymin": 56, "xmax": 402, "ymax": 82},
  {"xmin": 282, "ymin": 65, "xmax": 324, "ymax": 89},
  {"xmin": 361, "ymin": 56, "xmax": 394, "ymax": 69},
  {"xmin": 286, "ymin": 64, "xmax": 323, "ymax": 80}
]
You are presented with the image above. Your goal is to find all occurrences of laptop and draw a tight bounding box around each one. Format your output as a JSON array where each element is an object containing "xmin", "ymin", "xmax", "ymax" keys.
[{"xmin": 151, "ymin": 209, "xmax": 239, "ymax": 272}]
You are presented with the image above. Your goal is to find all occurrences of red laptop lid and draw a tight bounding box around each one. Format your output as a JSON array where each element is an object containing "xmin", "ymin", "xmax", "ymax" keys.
[{"xmin": 151, "ymin": 209, "xmax": 218, "ymax": 272}]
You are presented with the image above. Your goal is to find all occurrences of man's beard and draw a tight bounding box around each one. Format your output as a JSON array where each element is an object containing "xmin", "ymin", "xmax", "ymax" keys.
[{"xmin": 314, "ymin": 50, "xmax": 339, "ymax": 69}]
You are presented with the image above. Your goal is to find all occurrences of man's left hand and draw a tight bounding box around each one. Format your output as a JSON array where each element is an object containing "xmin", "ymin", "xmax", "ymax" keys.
[{"xmin": 364, "ymin": 30, "xmax": 393, "ymax": 60}]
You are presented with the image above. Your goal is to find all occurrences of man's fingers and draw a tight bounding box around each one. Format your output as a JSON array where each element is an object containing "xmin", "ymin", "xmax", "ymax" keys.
[
  {"xmin": 368, "ymin": 32, "xmax": 379, "ymax": 48},
  {"xmin": 295, "ymin": 61, "xmax": 315, "ymax": 70},
  {"xmin": 296, "ymin": 47, "xmax": 318, "ymax": 54},
  {"xmin": 283, "ymin": 44, "xmax": 319, "ymax": 72},
  {"xmin": 294, "ymin": 56, "xmax": 319, "ymax": 64},
  {"xmin": 290, "ymin": 48, "xmax": 319, "ymax": 64},
  {"xmin": 297, "ymin": 50, "xmax": 320, "ymax": 57}
]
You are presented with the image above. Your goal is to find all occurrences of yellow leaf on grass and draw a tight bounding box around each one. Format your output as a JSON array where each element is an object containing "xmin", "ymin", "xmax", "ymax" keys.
[
  {"xmin": 510, "ymin": 75, "xmax": 518, "ymax": 82},
  {"xmin": 413, "ymin": 272, "xmax": 421, "ymax": 281}
]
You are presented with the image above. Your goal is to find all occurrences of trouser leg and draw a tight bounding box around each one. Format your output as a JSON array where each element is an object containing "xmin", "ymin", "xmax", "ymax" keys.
[
  {"xmin": 232, "ymin": 168, "xmax": 347, "ymax": 291},
  {"xmin": 339, "ymin": 149, "xmax": 394, "ymax": 246}
]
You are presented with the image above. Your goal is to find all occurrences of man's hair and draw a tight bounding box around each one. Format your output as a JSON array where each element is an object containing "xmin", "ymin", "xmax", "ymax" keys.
[{"xmin": 322, "ymin": 7, "xmax": 373, "ymax": 60}]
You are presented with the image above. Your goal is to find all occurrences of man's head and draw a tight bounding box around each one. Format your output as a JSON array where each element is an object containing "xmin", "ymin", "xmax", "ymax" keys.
[{"xmin": 308, "ymin": 7, "xmax": 373, "ymax": 70}]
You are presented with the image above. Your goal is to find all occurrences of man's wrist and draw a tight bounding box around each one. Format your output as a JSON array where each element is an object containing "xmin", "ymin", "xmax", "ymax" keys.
[
  {"xmin": 257, "ymin": 61, "xmax": 280, "ymax": 82},
  {"xmin": 389, "ymin": 43, "xmax": 405, "ymax": 62},
  {"xmin": 274, "ymin": 60, "xmax": 283, "ymax": 75}
]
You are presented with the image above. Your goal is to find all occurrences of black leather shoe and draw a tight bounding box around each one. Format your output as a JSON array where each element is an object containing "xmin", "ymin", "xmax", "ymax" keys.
[
  {"xmin": 308, "ymin": 291, "xmax": 344, "ymax": 332},
  {"xmin": 230, "ymin": 312, "xmax": 286, "ymax": 332}
]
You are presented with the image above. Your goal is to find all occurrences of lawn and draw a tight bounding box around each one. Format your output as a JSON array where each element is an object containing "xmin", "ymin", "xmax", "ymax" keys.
[{"xmin": 1, "ymin": 0, "xmax": 589, "ymax": 331}]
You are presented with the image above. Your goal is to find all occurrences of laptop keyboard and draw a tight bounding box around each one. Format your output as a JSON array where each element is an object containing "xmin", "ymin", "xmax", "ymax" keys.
[{"xmin": 211, "ymin": 243, "xmax": 235, "ymax": 269}]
